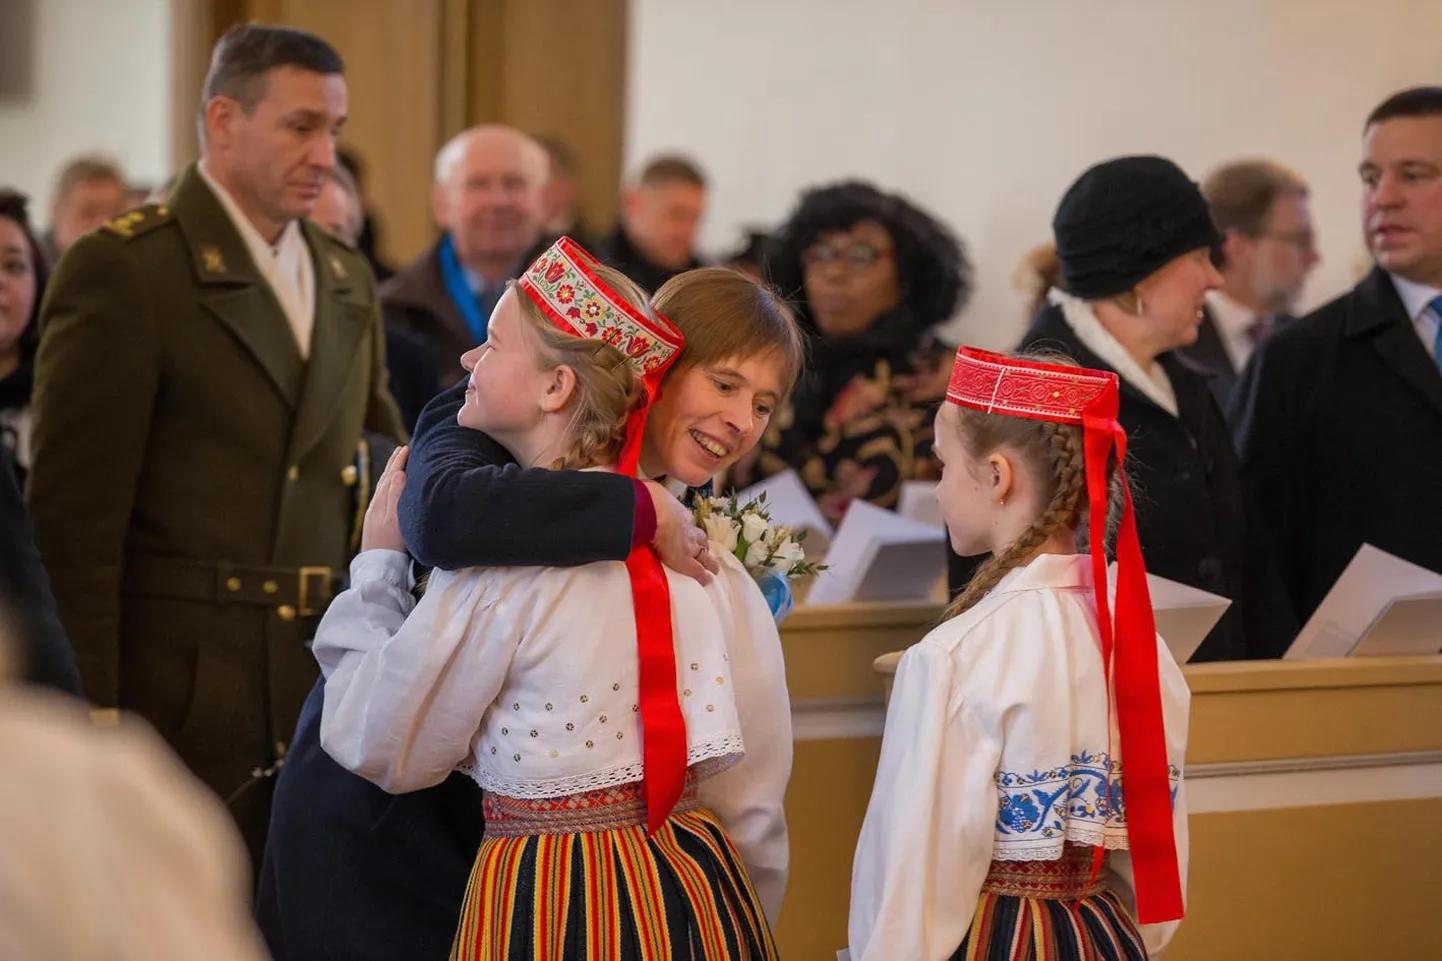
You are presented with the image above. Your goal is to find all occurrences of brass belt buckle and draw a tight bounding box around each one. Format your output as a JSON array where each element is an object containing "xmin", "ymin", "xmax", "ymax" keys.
[{"xmin": 297, "ymin": 566, "xmax": 332, "ymax": 617}]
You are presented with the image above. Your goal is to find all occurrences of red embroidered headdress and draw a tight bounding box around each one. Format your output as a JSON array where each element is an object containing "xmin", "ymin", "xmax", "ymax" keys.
[
  {"xmin": 519, "ymin": 237, "xmax": 688, "ymax": 835},
  {"xmin": 946, "ymin": 346, "xmax": 1184, "ymax": 925}
]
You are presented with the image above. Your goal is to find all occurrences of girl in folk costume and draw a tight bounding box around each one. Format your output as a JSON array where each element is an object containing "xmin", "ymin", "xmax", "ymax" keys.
[
  {"xmin": 312, "ymin": 239, "xmax": 789, "ymax": 960},
  {"xmin": 848, "ymin": 348, "xmax": 1191, "ymax": 961}
]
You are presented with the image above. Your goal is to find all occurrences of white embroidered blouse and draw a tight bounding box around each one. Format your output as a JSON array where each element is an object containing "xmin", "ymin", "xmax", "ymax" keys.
[
  {"xmin": 847, "ymin": 553, "xmax": 1190, "ymax": 961},
  {"xmin": 312, "ymin": 545, "xmax": 793, "ymax": 922}
]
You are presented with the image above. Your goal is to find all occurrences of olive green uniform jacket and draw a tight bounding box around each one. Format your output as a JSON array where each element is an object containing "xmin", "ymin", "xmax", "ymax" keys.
[{"xmin": 28, "ymin": 163, "xmax": 405, "ymax": 862}]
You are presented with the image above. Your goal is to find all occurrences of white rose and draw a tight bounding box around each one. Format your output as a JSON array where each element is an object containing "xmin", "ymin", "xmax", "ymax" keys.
[
  {"xmin": 740, "ymin": 512, "xmax": 769, "ymax": 546},
  {"xmin": 767, "ymin": 539, "xmax": 807, "ymax": 573},
  {"xmin": 703, "ymin": 514, "xmax": 739, "ymax": 553},
  {"xmin": 744, "ymin": 538, "xmax": 771, "ymax": 570}
]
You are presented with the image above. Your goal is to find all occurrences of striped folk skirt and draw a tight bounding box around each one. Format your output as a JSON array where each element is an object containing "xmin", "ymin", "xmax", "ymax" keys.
[
  {"xmin": 951, "ymin": 845, "xmax": 1148, "ymax": 961},
  {"xmin": 451, "ymin": 781, "xmax": 779, "ymax": 961}
]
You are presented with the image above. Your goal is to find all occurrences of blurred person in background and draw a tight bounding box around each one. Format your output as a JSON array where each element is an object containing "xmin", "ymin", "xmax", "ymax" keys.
[
  {"xmin": 734, "ymin": 180, "xmax": 970, "ymax": 524},
  {"xmin": 312, "ymin": 165, "xmax": 438, "ymax": 432},
  {"xmin": 0, "ymin": 190, "xmax": 45, "ymax": 487},
  {"xmin": 600, "ymin": 153, "xmax": 708, "ymax": 292},
  {"xmin": 336, "ymin": 146, "xmax": 395, "ymax": 282},
  {"xmin": 535, "ymin": 133, "xmax": 594, "ymax": 247},
  {"xmin": 1183, "ymin": 158, "xmax": 1319, "ymax": 407},
  {"xmin": 381, "ymin": 125, "xmax": 551, "ymax": 386},
  {"xmin": 0, "ymin": 630, "xmax": 268, "ymax": 961},
  {"xmin": 42, "ymin": 154, "xmax": 129, "ymax": 267}
]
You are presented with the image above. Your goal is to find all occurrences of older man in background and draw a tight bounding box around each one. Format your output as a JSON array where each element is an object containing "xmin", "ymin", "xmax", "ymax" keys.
[
  {"xmin": 380, "ymin": 125, "xmax": 551, "ymax": 385},
  {"xmin": 1182, "ymin": 159, "xmax": 1320, "ymax": 406}
]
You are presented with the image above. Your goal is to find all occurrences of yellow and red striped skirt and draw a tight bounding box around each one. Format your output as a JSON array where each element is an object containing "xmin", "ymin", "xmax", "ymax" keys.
[
  {"xmin": 451, "ymin": 781, "xmax": 779, "ymax": 961},
  {"xmin": 952, "ymin": 844, "xmax": 1148, "ymax": 961}
]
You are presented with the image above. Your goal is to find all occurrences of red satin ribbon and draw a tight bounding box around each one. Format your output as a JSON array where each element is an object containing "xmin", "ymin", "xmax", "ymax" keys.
[
  {"xmin": 1082, "ymin": 388, "xmax": 1184, "ymax": 924},
  {"xmin": 619, "ymin": 384, "xmax": 687, "ymax": 835}
]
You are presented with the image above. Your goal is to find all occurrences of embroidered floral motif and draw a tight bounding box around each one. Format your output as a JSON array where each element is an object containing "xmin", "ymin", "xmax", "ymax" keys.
[
  {"xmin": 519, "ymin": 239, "xmax": 682, "ymax": 378},
  {"xmin": 994, "ymin": 752, "xmax": 1181, "ymax": 844}
]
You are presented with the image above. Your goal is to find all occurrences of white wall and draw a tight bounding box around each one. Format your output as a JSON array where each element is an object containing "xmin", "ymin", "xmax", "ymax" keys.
[
  {"xmin": 0, "ymin": 0, "xmax": 171, "ymax": 225},
  {"xmin": 627, "ymin": 0, "xmax": 1442, "ymax": 348}
]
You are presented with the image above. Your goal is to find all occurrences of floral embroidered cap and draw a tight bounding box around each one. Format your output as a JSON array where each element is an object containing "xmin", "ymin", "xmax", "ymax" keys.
[
  {"xmin": 520, "ymin": 236, "xmax": 684, "ymax": 395},
  {"xmin": 947, "ymin": 346, "xmax": 1184, "ymax": 926}
]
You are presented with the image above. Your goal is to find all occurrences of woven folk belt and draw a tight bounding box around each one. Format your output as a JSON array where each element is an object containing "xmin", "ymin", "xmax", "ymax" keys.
[
  {"xmin": 122, "ymin": 554, "xmax": 342, "ymax": 622},
  {"xmin": 483, "ymin": 779, "xmax": 702, "ymax": 838},
  {"xmin": 981, "ymin": 842, "xmax": 1108, "ymax": 901}
]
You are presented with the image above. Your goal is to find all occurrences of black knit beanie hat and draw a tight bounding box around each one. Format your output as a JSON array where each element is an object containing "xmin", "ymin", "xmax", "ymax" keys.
[{"xmin": 1052, "ymin": 156, "xmax": 1222, "ymax": 300}]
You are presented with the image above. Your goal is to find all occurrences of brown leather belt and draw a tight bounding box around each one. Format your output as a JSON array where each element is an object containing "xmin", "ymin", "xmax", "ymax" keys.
[{"xmin": 123, "ymin": 555, "xmax": 341, "ymax": 620}]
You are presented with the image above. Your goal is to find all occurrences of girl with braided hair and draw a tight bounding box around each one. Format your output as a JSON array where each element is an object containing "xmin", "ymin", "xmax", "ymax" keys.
[{"xmin": 848, "ymin": 348, "xmax": 1191, "ymax": 961}]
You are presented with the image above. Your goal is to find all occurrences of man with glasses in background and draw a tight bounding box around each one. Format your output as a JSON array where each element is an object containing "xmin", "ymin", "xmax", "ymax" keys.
[{"xmin": 1182, "ymin": 159, "xmax": 1319, "ymax": 407}]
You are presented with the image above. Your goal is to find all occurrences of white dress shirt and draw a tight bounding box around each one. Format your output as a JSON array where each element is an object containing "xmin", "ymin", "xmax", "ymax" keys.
[
  {"xmin": 1389, "ymin": 273, "xmax": 1442, "ymax": 362},
  {"xmin": 1206, "ymin": 289, "xmax": 1264, "ymax": 371},
  {"xmin": 848, "ymin": 553, "xmax": 1191, "ymax": 961},
  {"xmin": 198, "ymin": 163, "xmax": 316, "ymax": 358},
  {"xmin": 313, "ymin": 544, "xmax": 793, "ymax": 923}
]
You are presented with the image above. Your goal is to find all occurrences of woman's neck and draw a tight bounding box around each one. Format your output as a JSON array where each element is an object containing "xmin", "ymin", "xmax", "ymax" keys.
[
  {"xmin": 0, "ymin": 348, "xmax": 20, "ymax": 382},
  {"xmin": 1091, "ymin": 302, "xmax": 1159, "ymax": 369}
]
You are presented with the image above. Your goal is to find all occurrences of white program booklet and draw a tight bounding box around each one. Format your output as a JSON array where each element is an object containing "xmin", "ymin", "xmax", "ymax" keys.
[
  {"xmin": 1284, "ymin": 544, "xmax": 1442, "ymax": 660},
  {"xmin": 1146, "ymin": 572, "xmax": 1232, "ymax": 664},
  {"xmin": 896, "ymin": 480, "xmax": 944, "ymax": 529},
  {"xmin": 805, "ymin": 499, "xmax": 947, "ymax": 605},
  {"xmin": 731, "ymin": 469, "xmax": 835, "ymax": 558}
]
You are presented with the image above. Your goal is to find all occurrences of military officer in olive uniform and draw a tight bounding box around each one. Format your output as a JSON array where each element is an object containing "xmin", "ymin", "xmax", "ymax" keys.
[{"xmin": 27, "ymin": 24, "xmax": 404, "ymax": 868}]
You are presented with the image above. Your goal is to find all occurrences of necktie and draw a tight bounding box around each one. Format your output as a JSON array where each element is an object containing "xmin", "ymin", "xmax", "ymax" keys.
[
  {"xmin": 1430, "ymin": 295, "xmax": 1442, "ymax": 373},
  {"xmin": 1244, "ymin": 317, "xmax": 1270, "ymax": 347}
]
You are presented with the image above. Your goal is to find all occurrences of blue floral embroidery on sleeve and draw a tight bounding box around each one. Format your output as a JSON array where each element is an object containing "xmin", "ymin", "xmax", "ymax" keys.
[{"xmin": 994, "ymin": 753, "xmax": 1180, "ymax": 840}]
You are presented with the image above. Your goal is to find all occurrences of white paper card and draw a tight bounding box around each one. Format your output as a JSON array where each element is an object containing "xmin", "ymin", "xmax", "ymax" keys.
[
  {"xmin": 1284, "ymin": 544, "xmax": 1442, "ymax": 660},
  {"xmin": 805, "ymin": 499, "xmax": 946, "ymax": 605},
  {"xmin": 1146, "ymin": 573, "xmax": 1232, "ymax": 664},
  {"xmin": 897, "ymin": 480, "xmax": 944, "ymax": 529},
  {"xmin": 732, "ymin": 470, "xmax": 834, "ymax": 557}
]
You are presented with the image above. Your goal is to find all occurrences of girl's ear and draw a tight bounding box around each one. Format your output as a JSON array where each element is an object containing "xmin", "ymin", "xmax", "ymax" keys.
[
  {"xmin": 987, "ymin": 451, "xmax": 1016, "ymax": 506},
  {"xmin": 540, "ymin": 363, "xmax": 578, "ymax": 413}
]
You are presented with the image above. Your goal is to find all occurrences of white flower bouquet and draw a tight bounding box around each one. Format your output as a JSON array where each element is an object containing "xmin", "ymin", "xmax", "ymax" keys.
[{"xmin": 694, "ymin": 492, "xmax": 826, "ymax": 581}]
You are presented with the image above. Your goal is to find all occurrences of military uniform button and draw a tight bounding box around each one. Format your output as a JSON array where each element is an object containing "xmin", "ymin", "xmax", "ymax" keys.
[
  {"xmin": 341, "ymin": 464, "xmax": 358, "ymax": 486},
  {"xmin": 263, "ymin": 580, "xmax": 278, "ymax": 594},
  {"xmin": 226, "ymin": 577, "xmax": 242, "ymax": 592},
  {"xmin": 277, "ymin": 605, "xmax": 297, "ymax": 621},
  {"xmin": 287, "ymin": 465, "xmax": 299, "ymax": 482}
]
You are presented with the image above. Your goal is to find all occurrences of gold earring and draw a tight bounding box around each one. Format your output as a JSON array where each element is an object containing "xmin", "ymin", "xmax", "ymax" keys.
[{"xmin": 997, "ymin": 494, "xmax": 1006, "ymax": 507}]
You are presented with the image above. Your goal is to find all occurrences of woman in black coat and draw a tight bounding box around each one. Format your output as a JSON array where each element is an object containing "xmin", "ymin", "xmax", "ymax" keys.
[{"xmin": 954, "ymin": 157, "xmax": 1295, "ymax": 661}]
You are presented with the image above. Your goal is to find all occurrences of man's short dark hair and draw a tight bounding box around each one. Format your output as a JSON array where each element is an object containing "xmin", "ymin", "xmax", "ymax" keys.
[
  {"xmin": 201, "ymin": 23, "xmax": 345, "ymax": 115},
  {"xmin": 535, "ymin": 136, "xmax": 581, "ymax": 181},
  {"xmin": 636, "ymin": 154, "xmax": 707, "ymax": 190},
  {"xmin": 50, "ymin": 154, "xmax": 126, "ymax": 210},
  {"xmin": 1366, "ymin": 86, "xmax": 1442, "ymax": 130}
]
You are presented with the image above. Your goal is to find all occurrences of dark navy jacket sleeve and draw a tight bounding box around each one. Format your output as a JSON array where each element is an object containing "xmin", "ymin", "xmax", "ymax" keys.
[
  {"xmin": 2, "ymin": 449, "xmax": 82, "ymax": 695},
  {"xmin": 398, "ymin": 381, "xmax": 639, "ymax": 570}
]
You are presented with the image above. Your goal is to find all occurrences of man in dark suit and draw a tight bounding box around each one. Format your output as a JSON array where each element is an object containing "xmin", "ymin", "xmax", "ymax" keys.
[
  {"xmin": 1231, "ymin": 87, "xmax": 1442, "ymax": 624},
  {"xmin": 1181, "ymin": 159, "xmax": 1320, "ymax": 409},
  {"xmin": 28, "ymin": 24, "xmax": 405, "ymax": 867},
  {"xmin": 381, "ymin": 125, "xmax": 552, "ymax": 388}
]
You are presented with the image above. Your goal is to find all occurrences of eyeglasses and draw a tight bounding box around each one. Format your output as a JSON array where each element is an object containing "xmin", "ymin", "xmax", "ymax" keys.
[
  {"xmin": 1256, "ymin": 229, "xmax": 1317, "ymax": 255},
  {"xmin": 803, "ymin": 240, "xmax": 894, "ymax": 270}
]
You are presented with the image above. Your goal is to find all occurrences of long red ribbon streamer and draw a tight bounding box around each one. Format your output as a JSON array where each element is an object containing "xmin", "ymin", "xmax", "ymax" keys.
[{"xmin": 1083, "ymin": 390, "xmax": 1184, "ymax": 925}]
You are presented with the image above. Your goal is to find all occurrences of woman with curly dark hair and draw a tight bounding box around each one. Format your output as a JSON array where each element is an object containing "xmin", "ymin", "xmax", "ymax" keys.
[
  {"xmin": 733, "ymin": 181, "xmax": 971, "ymax": 523},
  {"xmin": 0, "ymin": 190, "xmax": 47, "ymax": 486}
]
